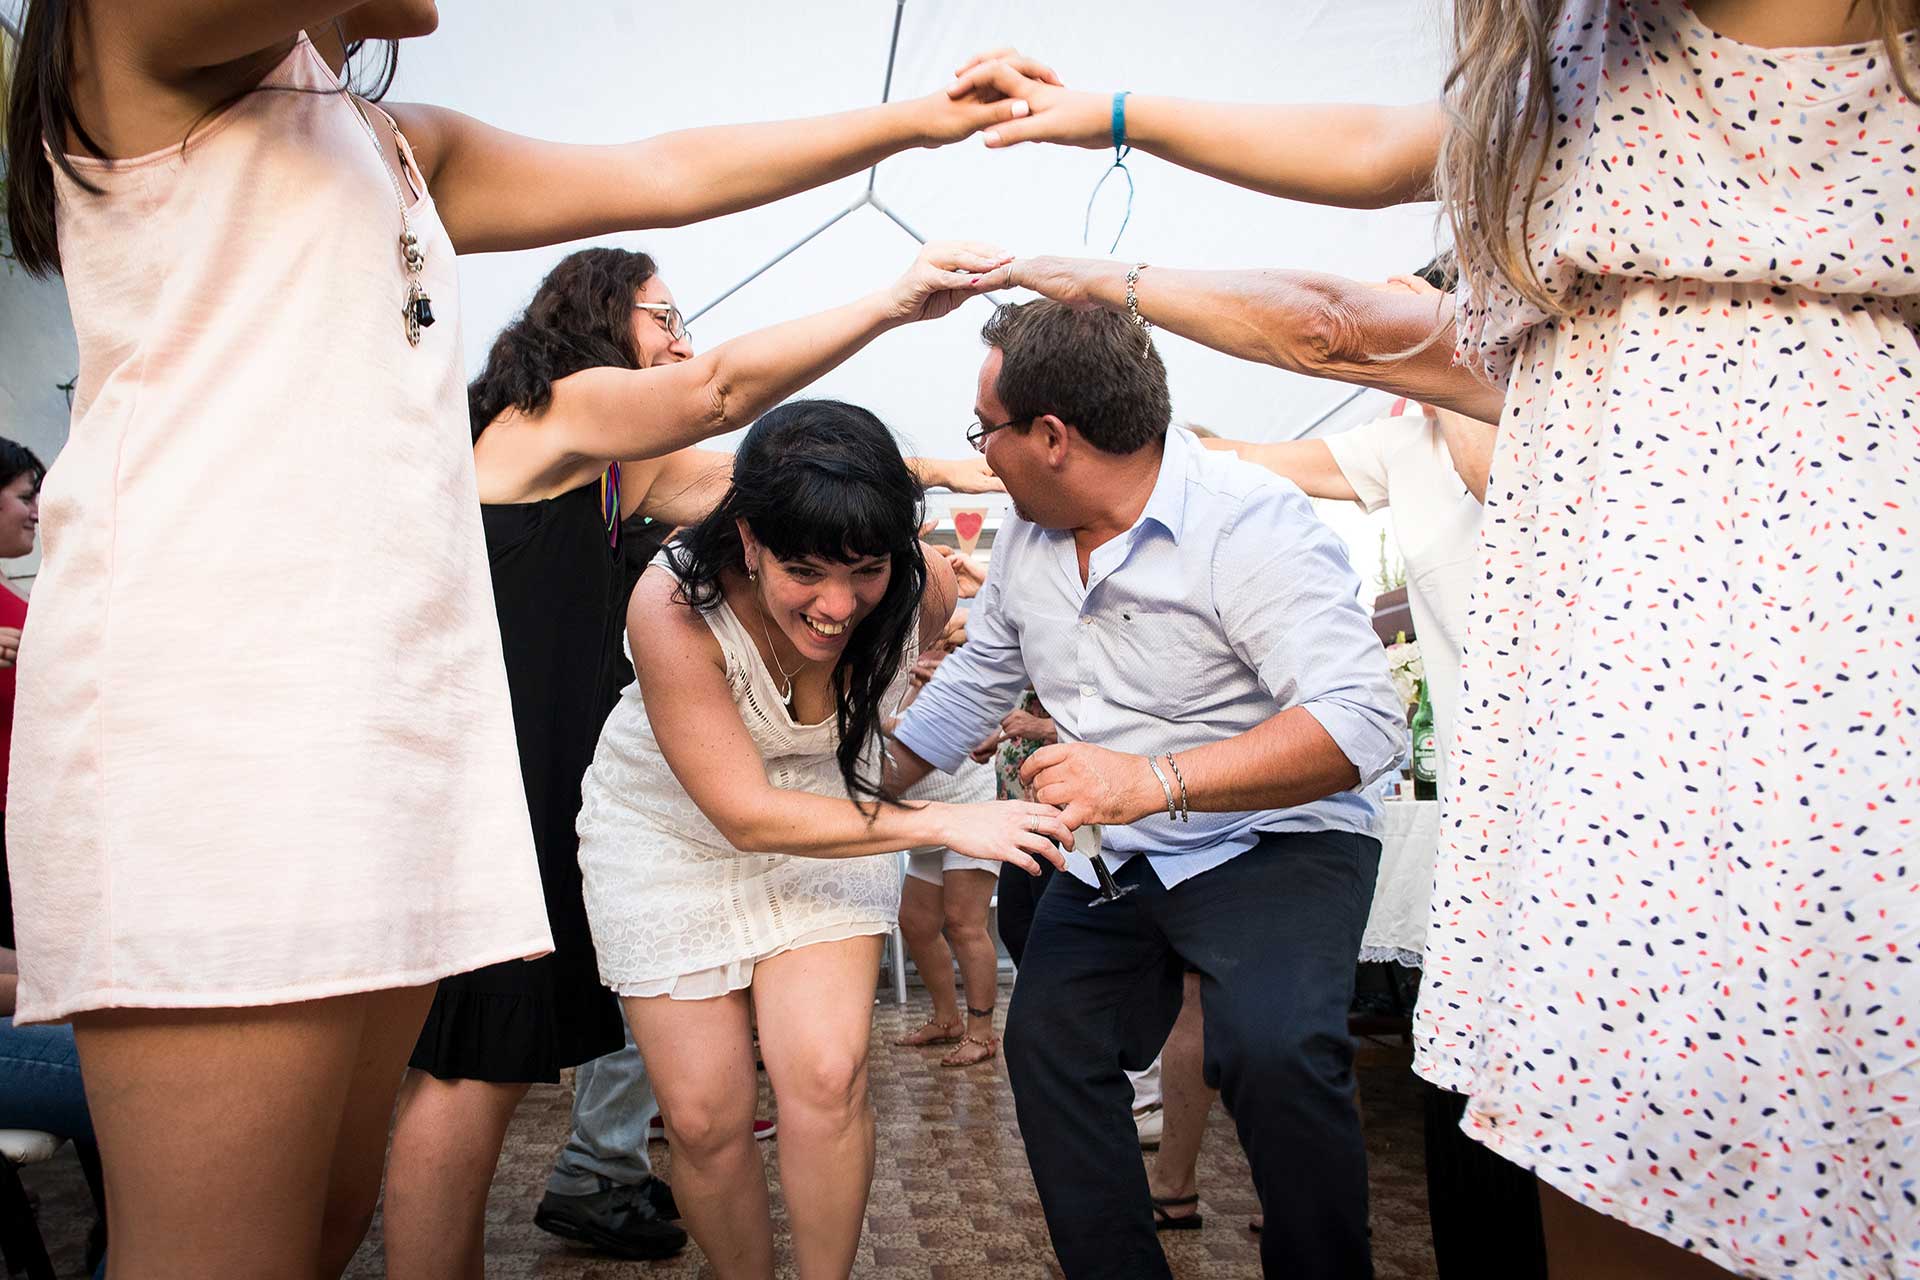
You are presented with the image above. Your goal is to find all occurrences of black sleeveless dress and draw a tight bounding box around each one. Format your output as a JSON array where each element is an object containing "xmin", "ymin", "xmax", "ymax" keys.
[{"xmin": 409, "ymin": 478, "xmax": 630, "ymax": 1083}]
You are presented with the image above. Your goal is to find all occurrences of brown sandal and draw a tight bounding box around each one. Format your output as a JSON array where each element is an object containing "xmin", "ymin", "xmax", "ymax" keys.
[
  {"xmin": 895, "ymin": 1016, "xmax": 962, "ymax": 1047},
  {"xmin": 939, "ymin": 1032, "xmax": 999, "ymax": 1067}
]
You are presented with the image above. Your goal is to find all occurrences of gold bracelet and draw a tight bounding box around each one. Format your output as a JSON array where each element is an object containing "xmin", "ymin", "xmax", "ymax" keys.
[{"xmin": 1125, "ymin": 263, "xmax": 1153, "ymax": 356}]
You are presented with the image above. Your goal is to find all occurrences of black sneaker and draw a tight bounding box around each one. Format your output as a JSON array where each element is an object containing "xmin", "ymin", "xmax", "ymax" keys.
[
  {"xmin": 643, "ymin": 1175, "xmax": 680, "ymax": 1221},
  {"xmin": 534, "ymin": 1175, "xmax": 689, "ymax": 1260}
]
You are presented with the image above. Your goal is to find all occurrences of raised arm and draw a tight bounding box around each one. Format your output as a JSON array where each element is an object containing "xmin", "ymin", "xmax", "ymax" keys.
[
  {"xmin": 507, "ymin": 242, "xmax": 1009, "ymax": 495},
  {"xmin": 626, "ymin": 572, "xmax": 1066, "ymax": 872},
  {"xmin": 626, "ymin": 452, "xmax": 999, "ymax": 526},
  {"xmin": 996, "ymin": 256, "xmax": 1506, "ymax": 425},
  {"xmin": 387, "ymin": 88, "xmax": 1031, "ymax": 254},
  {"xmin": 1200, "ymin": 437, "xmax": 1358, "ymax": 503},
  {"xmin": 948, "ymin": 52, "xmax": 1441, "ymax": 208}
]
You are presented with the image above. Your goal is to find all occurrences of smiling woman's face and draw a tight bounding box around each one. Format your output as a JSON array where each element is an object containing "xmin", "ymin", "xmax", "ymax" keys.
[
  {"xmin": 740, "ymin": 527, "xmax": 894, "ymax": 664},
  {"xmin": 0, "ymin": 473, "xmax": 40, "ymax": 561}
]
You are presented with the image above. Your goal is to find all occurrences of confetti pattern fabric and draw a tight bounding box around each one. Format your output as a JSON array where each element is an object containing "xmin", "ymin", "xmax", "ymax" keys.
[{"xmin": 1413, "ymin": 3, "xmax": 1920, "ymax": 1275}]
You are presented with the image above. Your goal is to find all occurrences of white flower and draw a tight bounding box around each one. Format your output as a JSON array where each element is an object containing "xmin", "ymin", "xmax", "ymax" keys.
[{"xmin": 1384, "ymin": 639, "xmax": 1424, "ymax": 711}]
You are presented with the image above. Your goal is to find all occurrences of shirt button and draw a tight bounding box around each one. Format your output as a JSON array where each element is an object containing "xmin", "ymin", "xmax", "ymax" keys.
[{"xmin": 1081, "ymin": 683, "xmax": 1096, "ymax": 697}]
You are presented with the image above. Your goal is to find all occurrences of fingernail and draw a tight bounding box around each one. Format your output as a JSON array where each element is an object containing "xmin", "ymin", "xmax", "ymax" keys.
[
  {"xmin": 1010, "ymin": 100, "xmax": 1029, "ymax": 117},
  {"xmin": 983, "ymin": 130, "xmax": 1000, "ymax": 146},
  {"xmin": 969, "ymin": 276, "xmax": 982, "ymax": 285}
]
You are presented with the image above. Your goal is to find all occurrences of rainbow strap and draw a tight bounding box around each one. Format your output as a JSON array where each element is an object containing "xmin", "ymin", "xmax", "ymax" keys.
[{"xmin": 599, "ymin": 461, "xmax": 621, "ymax": 548}]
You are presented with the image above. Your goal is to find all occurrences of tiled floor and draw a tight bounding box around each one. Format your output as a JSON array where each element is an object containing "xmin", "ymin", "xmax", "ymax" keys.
[{"xmin": 20, "ymin": 995, "xmax": 1436, "ymax": 1278}]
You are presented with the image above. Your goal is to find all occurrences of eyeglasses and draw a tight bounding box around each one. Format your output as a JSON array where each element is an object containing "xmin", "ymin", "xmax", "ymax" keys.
[
  {"xmin": 965, "ymin": 416, "xmax": 1026, "ymax": 454},
  {"xmin": 633, "ymin": 302, "xmax": 691, "ymax": 344}
]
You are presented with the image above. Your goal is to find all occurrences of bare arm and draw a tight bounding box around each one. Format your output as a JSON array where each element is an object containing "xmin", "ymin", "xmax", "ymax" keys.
[
  {"xmin": 1020, "ymin": 707, "xmax": 1362, "ymax": 830},
  {"xmin": 505, "ymin": 242, "xmax": 1007, "ymax": 495},
  {"xmin": 1434, "ymin": 408, "xmax": 1496, "ymax": 503},
  {"xmin": 620, "ymin": 449, "xmax": 733, "ymax": 525},
  {"xmin": 626, "ymin": 573, "xmax": 1066, "ymax": 870},
  {"xmin": 998, "ymin": 256, "xmax": 1506, "ymax": 424},
  {"xmin": 386, "ymin": 91, "xmax": 1031, "ymax": 254},
  {"xmin": 909, "ymin": 455, "xmax": 1004, "ymax": 495},
  {"xmin": 948, "ymin": 53, "xmax": 1441, "ymax": 208},
  {"xmin": 916, "ymin": 546, "xmax": 961, "ymax": 656},
  {"xmin": 1200, "ymin": 437, "xmax": 1358, "ymax": 503}
]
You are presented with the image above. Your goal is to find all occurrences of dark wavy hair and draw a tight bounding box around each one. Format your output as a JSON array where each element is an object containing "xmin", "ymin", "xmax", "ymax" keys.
[
  {"xmin": 4, "ymin": 4, "xmax": 397, "ymax": 276},
  {"xmin": 666, "ymin": 400, "xmax": 927, "ymax": 806},
  {"xmin": 0, "ymin": 439, "xmax": 47, "ymax": 494},
  {"xmin": 467, "ymin": 247, "xmax": 661, "ymax": 441}
]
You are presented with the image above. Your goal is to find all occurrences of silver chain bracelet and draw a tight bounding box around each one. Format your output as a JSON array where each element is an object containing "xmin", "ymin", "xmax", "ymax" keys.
[
  {"xmin": 1125, "ymin": 264, "xmax": 1153, "ymax": 356},
  {"xmin": 1163, "ymin": 753, "xmax": 1191, "ymax": 823}
]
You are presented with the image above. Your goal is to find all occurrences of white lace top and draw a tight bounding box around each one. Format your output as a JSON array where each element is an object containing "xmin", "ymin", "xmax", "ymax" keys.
[{"xmin": 577, "ymin": 570, "xmax": 910, "ymax": 998}]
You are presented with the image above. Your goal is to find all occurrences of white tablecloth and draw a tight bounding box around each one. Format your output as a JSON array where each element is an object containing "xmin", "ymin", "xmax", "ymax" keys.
[{"xmin": 1358, "ymin": 799, "xmax": 1439, "ymax": 967}]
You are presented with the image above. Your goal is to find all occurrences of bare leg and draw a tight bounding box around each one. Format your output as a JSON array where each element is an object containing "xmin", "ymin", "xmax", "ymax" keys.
[
  {"xmin": 895, "ymin": 875, "xmax": 961, "ymax": 1045},
  {"xmin": 624, "ymin": 989, "xmax": 769, "ymax": 1279},
  {"xmin": 317, "ymin": 985, "xmax": 437, "ymax": 1277},
  {"xmin": 383, "ymin": 1073, "xmax": 532, "ymax": 1280},
  {"xmin": 937, "ymin": 869, "xmax": 1002, "ymax": 1066},
  {"xmin": 752, "ymin": 935, "xmax": 884, "ymax": 1280},
  {"xmin": 1539, "ymin": 1182, "xmax": 1734, "ymax": 1279},
  {"xmin": 72, "ymin": 988, "xmax": 429, "ymax": 1280},
  {"xmin": 1147, "ymin": 972, "xmax": 1210, "ymax": 1221}
]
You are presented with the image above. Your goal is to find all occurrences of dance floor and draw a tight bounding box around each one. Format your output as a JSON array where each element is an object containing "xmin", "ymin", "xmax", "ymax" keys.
[{"xmin": 20, "ymin": 991, "xmax": 1436, "ymax": 1278}]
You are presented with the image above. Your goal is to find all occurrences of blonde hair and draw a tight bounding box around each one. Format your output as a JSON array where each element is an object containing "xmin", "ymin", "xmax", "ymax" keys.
[{"xmin": 1438, "ymin": 1, "xmax": 1920, "ymax": 323}]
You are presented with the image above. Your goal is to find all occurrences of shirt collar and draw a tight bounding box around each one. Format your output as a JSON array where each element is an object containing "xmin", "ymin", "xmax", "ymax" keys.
[{"xmin": 1133, "ymin": 426, "xmax": 1192, "ymax": 545}]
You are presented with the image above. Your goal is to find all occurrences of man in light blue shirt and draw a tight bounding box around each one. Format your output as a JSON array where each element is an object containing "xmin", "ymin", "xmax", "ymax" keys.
[{"xmin": 890, "ymin": 300, "xmax": 1404, "ymax": 1280}]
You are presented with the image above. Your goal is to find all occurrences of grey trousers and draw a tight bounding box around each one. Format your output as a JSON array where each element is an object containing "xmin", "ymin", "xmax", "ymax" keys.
[{"xmin": 547, "ymin": 1024, "xmax": 660, "ymax": 1193}]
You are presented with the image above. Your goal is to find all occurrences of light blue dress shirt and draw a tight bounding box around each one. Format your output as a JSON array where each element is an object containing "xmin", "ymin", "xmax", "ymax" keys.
[{"xmin": 893, "ymin": 427, "xmax": 1406, "ymax": 891}]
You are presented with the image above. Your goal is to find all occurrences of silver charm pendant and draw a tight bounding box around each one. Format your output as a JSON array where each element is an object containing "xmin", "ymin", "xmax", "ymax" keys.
[
  {"xmin": 401, "ymin": 231, "xmax": 434, "ymax": 347},
  {"xmin": 403, "ymin": 281, "xmax": 434, "ymax": 347}
]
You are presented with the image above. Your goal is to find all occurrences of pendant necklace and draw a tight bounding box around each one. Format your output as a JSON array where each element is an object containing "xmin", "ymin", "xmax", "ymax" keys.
[
  {"xmin": 749, "ymin": 578, "xmax": 806, "ymax": 707},
  {"xmin": 346, "ymin": 94, "xmax": 436, "ymax": 346}
]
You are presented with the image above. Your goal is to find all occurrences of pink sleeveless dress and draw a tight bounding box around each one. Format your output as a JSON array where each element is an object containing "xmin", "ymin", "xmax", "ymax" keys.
[{"xmin": 8, "ymin": 35, "xmax": 552, "ymax": 1023}]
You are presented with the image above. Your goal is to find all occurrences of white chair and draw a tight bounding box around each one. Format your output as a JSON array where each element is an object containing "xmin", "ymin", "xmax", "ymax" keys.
[{"xmin": 0, "ymin": 1128, "xmax": 63, "ymax": 1280}]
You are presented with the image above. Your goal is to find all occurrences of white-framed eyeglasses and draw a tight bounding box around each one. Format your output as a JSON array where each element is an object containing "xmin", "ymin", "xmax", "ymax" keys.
[{"xmin": 633, "ymin": 302, "xmax": 691, "ymax": 344}]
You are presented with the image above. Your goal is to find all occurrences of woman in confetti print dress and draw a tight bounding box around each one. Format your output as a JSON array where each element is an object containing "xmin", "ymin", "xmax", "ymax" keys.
[
  {"xmin": 1413, "ymin": 4, "xmax": 1920, "ymax": 1276},
  {"xmin": 953, "ymin": 2, "xmax": 1917, "ymax": 1273}
]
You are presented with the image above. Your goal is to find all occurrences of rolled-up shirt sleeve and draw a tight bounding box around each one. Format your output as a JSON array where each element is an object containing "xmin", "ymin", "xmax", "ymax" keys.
[
  {"xmin": 892, "ymin": 557, "xmax": 1032, "ymax": 773},
  {"xmin": 1213, "ymin": 484, "xmax": 1408, "ymax": 787}
]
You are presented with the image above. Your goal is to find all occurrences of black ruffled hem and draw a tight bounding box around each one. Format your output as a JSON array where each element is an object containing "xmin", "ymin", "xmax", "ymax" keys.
[{"xmin": 409, "ymin": 960, "xmax": 623, "ymax": 1085}]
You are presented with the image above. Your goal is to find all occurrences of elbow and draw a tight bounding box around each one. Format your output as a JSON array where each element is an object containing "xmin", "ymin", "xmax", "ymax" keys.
[
  {"xmin": 714, "ymin": 813, "xmax": 774, "ymax": 855},
  {"xmin": 691, "ymin": 362, "xmax": 736, "ymax": 437},
  {"xmin": 1256, "ymin": 275, "xmax": 1367, "ymax": 378}
]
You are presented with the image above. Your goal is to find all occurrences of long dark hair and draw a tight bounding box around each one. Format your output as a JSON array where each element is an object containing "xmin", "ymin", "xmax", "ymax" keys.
[
  {"xmin": 667, "ymin": 400, "xmax": 928, "ymax": 806},
  {"xmin": 467, "ymin": 247, "xmax": 660, "ymax": 441},
  {"xmin": 4, "ymin": 3, "xmax": 397, "ymax": 277}
]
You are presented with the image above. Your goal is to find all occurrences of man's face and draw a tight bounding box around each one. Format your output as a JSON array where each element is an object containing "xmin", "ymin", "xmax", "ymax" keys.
[{"xmin": 975, "ymin": 349, "xmax": 1045, "ymax": 525}]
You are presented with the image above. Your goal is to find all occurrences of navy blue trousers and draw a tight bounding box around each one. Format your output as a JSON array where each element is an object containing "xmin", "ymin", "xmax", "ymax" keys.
[{"xmin": 1004, "ymin": 830, "xmax": 1381, "ymax": 1279}]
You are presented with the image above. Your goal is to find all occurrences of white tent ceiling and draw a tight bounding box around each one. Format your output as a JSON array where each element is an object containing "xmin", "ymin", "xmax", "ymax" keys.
[
  {"xmin": 398, "ymin": 0, "xmax": 1451, "ymax": 456},
  {"xmin": 2, "ymin": 0, "xmax": 1450, "ymax": 581}
]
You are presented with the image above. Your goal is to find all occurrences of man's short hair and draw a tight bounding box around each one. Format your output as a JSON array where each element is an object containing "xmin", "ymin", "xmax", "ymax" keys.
[{"xmin": 980, "ymin": 300, "xmax": 1171, "ymax": 455}]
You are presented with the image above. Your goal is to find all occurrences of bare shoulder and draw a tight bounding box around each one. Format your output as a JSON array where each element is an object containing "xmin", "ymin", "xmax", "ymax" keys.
[
  {"xmin": 627, "ymin": 569, "xmax": 723, "ymax": 674},
  {"xmin": 917, "ymin": 547, "xmax": 959, "ymax": 652}
]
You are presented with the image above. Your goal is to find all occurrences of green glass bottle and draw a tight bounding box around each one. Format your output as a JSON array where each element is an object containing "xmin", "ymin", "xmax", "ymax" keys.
[{"xmin": 1410, "ymin": 678, "xmax": 1438, "ymax": 802}]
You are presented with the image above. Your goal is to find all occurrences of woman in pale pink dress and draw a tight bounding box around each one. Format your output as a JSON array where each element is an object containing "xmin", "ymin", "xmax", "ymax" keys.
[{"xmin": 1, "ymin": 3, "xmax": 1030, "ymax": 1274}]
